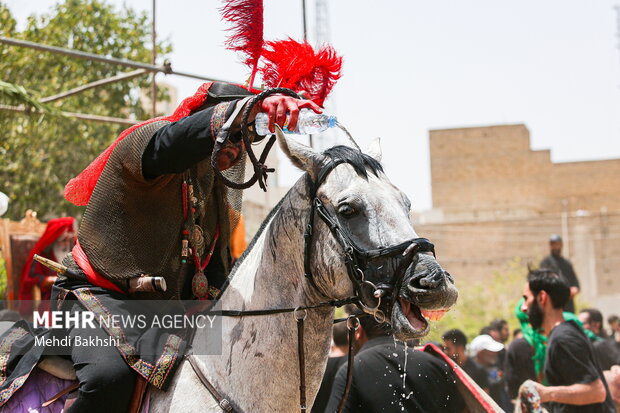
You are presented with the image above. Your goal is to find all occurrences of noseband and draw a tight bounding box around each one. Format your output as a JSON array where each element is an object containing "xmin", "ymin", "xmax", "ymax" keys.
[{"xmin": 303, "ymin": 158, "xmax": 436, "ymax": 319}]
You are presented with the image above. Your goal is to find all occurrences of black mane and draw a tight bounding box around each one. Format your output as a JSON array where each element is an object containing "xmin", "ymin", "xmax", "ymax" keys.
[{"xmin": 322, "ymin": 145, "xmax": 383, "ymax": 179}]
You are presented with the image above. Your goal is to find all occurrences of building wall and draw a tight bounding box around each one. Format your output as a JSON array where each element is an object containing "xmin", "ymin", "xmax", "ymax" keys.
[
  {"xmin": 419, "ymin": 124, "xmax": 620, "ymax": 316},
  {"xmin": 429, "ymin": 124, "xmax": 620, "ymax": 218}
]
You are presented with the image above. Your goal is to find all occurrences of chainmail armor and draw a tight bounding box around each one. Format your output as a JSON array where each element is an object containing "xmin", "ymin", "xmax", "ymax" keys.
[{"xmin": 77, "ymin": 120, "xmax": 246, "ymax": 299}]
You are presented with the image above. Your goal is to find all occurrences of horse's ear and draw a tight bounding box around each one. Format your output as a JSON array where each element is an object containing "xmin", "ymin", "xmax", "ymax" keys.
[
  {"xmin": 365, "ymin": 137, "xmax": 382, "ymax": 162},
  {"xmin": 275, "ymin": 127, "xmax": 322, "ymax": 178}
]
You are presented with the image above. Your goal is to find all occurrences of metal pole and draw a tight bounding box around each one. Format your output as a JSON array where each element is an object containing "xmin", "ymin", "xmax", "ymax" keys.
[
  {"xmin": 301, "ymin": 0, "xmax": 313, "ymax": 148},
  {"xmin": 561, "ymin": 199, "xmax": 570, "ymax": 257},
  {"xmin": 0, "ymin": 104, "xmax": 139, "ymax": 126},
  {"xmin": 151, "ymin": 0, "xmax": 157, "ymax": 117},
  {"xmin": 0, "ymin": 36, "xmax": 229, "ymax": 83},
  {"xmin": 302, "ymin": 0, "xmax": 308, "ymax": 42},
  {"xmin": 41, "ymin": 69, "xmax": 148, "ymax": 103}
]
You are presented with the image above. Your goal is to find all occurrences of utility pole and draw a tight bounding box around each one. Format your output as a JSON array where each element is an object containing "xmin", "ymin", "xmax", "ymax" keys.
[
  {"xmin": 314, "ymin": 0, "xmax": 337, "ymax": 150},
  {"xmin": 300, "ymin": 0, "xmax": 314, "ymax": 149},
  {"xmin": 561, "ymin": 199, "xmax": 570, "ymax": 258},
  {"xmin": 315, "ymin": 0, "xmax": 330, "ymax": 45},
  {"xmin": 151, "ymin": 0, "xmax": 157, "ymax": 117}
]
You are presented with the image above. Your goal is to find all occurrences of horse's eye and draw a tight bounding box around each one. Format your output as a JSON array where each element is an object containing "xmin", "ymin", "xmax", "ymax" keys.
[{"xmin": 338, "ymin": 204, "xmax": 356, "ymax": 217}]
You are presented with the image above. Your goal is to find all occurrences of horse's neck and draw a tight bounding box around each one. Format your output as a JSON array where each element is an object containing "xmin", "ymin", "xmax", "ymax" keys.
[{"xmin": 197, "ymin": 179, "xmax": 335, "ymax": 412}]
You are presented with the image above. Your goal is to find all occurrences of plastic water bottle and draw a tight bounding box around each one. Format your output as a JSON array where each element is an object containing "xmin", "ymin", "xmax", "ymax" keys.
[{"xmin": 255, "ymin": 108, "xmax": 338, "ymax": 135}]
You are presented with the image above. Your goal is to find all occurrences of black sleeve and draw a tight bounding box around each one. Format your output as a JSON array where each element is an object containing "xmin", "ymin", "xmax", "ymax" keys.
[
  {"xmin": 141, "ymin": 100, "xmax": 238, "ymax": 179},
  {"xmin": 563, "ymin": 263, "xmax": 580, "ymax": 289},
  {"xmin": 324, "ymin": 362, "xmax": 355, "ymax": 413},
  {"xmin": 549, "ymin": 333, "xmax": 600, "ymax": 385}
]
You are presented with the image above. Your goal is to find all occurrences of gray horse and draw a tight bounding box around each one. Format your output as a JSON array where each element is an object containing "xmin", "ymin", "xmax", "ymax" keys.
[{"xmin": 147, "ymin": 130, "xmax": 458, "ymax": 412}]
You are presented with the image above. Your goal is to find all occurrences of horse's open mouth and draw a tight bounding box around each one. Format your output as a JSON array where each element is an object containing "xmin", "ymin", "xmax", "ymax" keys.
[{"xmin": 391, "ymin": 298, "xmax": 449, "ymax": 340}]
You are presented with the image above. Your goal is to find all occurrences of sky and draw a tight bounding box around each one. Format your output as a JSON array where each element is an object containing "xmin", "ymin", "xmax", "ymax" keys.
[{"xmin": 4, "ymin": 0, "xmax": 620, "ymax": 212}]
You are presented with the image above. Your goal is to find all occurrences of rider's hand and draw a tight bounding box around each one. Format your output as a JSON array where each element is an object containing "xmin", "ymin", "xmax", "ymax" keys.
[{"xmin": 253, "ymin": 96, "xmax": 322, "ymax": 133}]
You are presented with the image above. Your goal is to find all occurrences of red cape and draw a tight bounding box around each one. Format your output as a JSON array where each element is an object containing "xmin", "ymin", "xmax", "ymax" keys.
[{"xmin": 63, "ymin": 82, "xmax": 216, "ymax": 206}]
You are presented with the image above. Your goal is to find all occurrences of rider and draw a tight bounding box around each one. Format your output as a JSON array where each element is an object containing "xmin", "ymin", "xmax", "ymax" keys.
[
  {"xmin": 0, "ymin": 82, "xmax": 321, "ymax": 412},
  {"xmin": 58, "ymin": 84, "xmax": 320, "ymax": 412}
]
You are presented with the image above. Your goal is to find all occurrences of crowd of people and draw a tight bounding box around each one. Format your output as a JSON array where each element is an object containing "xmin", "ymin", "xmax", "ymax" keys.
[{"xmin": 312, "ymin": 235, "xmax": 619, "ymax": 412}]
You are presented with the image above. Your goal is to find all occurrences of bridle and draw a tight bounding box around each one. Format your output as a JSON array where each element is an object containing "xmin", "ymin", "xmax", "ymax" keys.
[
  {"xmin": 192, "ymin": 92, "xmax": 438, "ymax": 413},
  {"xmin": 304, "ymin": 157, "xmax": 436, "ymax": 321}
]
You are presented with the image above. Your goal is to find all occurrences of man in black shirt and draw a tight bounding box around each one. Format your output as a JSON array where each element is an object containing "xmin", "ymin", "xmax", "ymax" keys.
[
  {"xmin": 442, "ymin": 329, "xmax": 490, "ymax": 392},
  {"xmin": 539, "ymin": 234, "xmax": 580, "ymax": 313},
  {"xmin": 325, "ymin": 314, "xmax": 465, "ymax": 412},
  {"xmin": 521, "ymin": 269, "xmax": 615, "ymax": 412}
]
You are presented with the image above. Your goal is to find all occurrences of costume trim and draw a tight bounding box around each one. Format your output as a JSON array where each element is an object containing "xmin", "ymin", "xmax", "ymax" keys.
[
  {"xmin": 0, "ymin": 373, "xmax": 29, "ymax": 406},
  {"xmin": 151, "ymin": 334, "xmax": 182, "ymax": 389},
  {"xmin": 210, "ymin": 101, "xmax": 233, "ymax": 139},
  {"xmin": 0, "ymin": 327, "xmax": 28, "ymax": 387}
]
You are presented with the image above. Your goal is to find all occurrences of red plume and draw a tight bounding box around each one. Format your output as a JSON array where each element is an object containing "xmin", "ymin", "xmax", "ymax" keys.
[
  {"xmin": 259, "ymin": 38, "xmax": 343, "ymax": 106},
  {"xmin": 220, "ymin": 0, "xmax": 264, "ymax": 88}
]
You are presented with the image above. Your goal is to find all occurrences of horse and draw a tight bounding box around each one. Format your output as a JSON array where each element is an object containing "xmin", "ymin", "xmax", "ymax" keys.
[
  {"xmin": 147, "ymin": 129, "xmax": 458, "ymax": 412},
  {"xmin": 2, "ymin": 129, "xmax": 458, "ymax": 412}
]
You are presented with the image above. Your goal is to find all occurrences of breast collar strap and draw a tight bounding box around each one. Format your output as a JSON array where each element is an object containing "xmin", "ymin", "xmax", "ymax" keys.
[{"xmin": 303, "ymin": 159, "xmax": 436, "ymax": 313}]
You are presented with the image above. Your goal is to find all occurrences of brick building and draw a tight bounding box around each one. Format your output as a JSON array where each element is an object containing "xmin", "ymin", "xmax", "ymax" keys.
[{"xmin": 415, "ymin": 124, "xmax": 620, "ymax": 316}]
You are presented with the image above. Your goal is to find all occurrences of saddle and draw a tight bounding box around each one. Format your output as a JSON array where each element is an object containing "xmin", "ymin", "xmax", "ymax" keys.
[{"xmin": 36, "ymin": 356, "xmax": 148, "ymax": 413}]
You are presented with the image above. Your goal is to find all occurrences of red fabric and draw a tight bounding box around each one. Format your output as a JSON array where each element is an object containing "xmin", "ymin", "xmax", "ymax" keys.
[
  {"xmin": 259, "ymin": 38, "xmax": 343, "ymax": 106},
  {"xmin": 71, "ymin": 240, "xmax": 124, "ymax": 294},
  {"xmin": 422, "ymin": 343, "xmax": 496, "ymax": 412},
  {"xmin": 64, "ymin": 82, "xmax": 216, "ymax": 206},
  {"xmin": 18, "ymin": 217, "xmax": 75, "ymax": 302}
]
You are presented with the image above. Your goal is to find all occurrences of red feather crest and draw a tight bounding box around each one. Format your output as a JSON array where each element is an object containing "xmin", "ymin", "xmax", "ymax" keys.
[
  {"xmin": 259, "ymin": 38, "xmax": 343, "ymax": 106},
  {"xmin": 220, "ymin": 0, "xmax": 264, "ymax": 86}
]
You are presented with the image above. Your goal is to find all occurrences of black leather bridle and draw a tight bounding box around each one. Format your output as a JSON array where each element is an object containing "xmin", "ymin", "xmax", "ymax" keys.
[{"xmin": 303, "ymin": 157, "xmax": 436, "ymax": 320}]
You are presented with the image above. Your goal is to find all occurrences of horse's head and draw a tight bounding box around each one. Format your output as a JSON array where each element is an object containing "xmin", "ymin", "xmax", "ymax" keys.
[{"xmin": 276, "ymin": 130, "xmax": 458, "ymax": 341}]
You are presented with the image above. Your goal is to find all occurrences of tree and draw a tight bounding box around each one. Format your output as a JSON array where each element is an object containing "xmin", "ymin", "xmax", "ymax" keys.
[{"xmin": 0, "ymin": 0, "xmax": 171, "ymax": 220}]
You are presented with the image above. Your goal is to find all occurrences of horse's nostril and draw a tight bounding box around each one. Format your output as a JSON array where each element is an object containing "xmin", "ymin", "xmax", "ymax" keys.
[{"xmin": 409, "ymin": 271, "xmax": 442, "ymax": 290}]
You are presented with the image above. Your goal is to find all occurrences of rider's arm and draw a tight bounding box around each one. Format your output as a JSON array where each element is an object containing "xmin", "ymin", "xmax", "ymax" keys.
[
  {"xmin": 141, "ymin": 100, "xmax": 240, "ymax": 179},
  {"xmin": 141, "ymin": 95, "xmax": 322, "ymax": 179}
]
